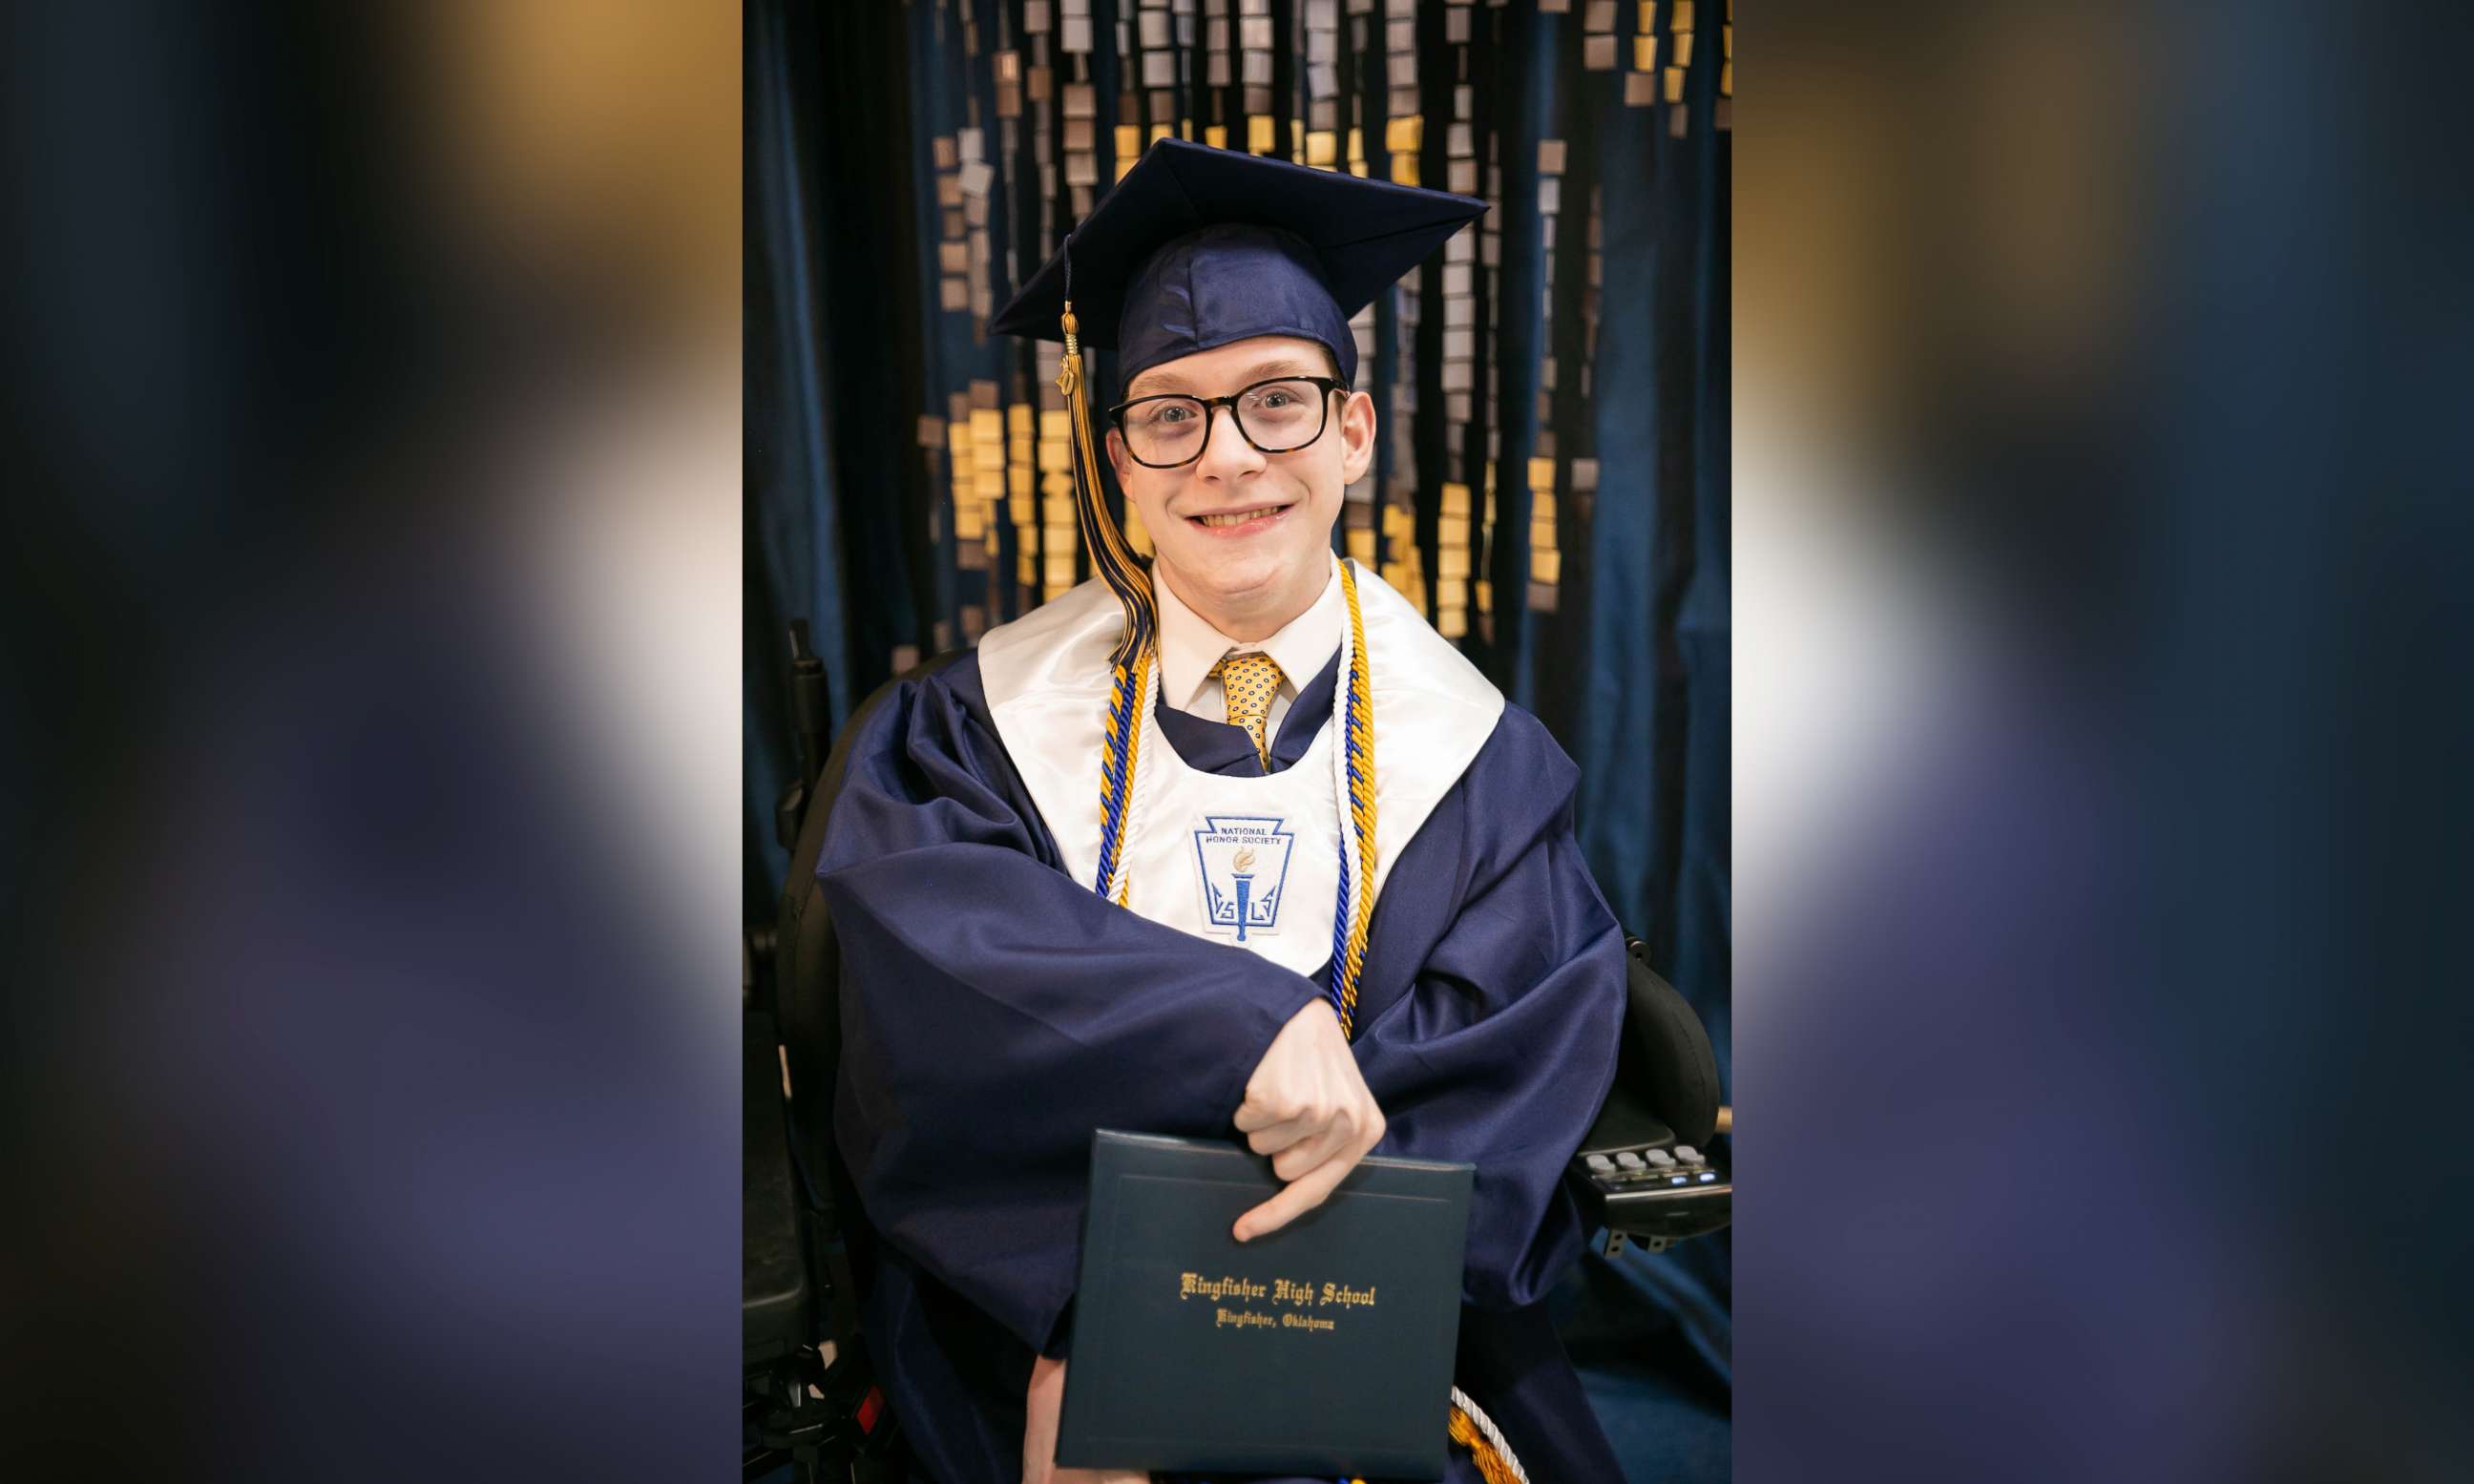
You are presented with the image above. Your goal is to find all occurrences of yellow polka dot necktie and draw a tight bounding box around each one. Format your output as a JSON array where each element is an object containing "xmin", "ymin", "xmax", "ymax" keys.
[{"xmin": 1215, "ymin": 651, "xmax": 1286, "ymax": 768}]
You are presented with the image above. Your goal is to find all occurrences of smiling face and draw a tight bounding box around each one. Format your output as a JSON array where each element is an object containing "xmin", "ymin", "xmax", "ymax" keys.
[{"xmin": 1105, "ymin": 335, "xmax": 1376, "ymax": 641}]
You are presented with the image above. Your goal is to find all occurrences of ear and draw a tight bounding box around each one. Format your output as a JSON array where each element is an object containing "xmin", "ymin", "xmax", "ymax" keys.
[
  {"xmin": 1336, "ymin": 389, "xmax": 1377, "ymax": 485},
  {"xmin": 1104, "ymin": 425, "xmax": 1133, "ymax": 489}
]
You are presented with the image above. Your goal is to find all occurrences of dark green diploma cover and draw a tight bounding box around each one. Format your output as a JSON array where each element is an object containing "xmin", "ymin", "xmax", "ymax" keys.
[{"xmin": 1054, "ymin": 1131, "xmax": 1476, "ymax": 1478}]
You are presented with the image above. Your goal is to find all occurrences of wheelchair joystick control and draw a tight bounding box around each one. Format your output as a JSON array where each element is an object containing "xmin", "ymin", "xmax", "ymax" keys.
[{"xmin": 1575, "ymin": 1128, "xmax": 1730, "ymax": 1255}]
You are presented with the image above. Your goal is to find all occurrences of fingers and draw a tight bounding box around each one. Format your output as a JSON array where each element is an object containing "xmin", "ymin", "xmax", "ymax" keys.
[
  {"xmin": 1022, "ymin": 1355, "xmax": 1067, "ymax": 1484},
  {"xmin": 1231, "ymin": 1095, "xmax": 1285, "ymax": 1133},
  {"xmin": 1232, "ymin": 1149, "xmax": 1353, "ymax": 1242},
  {"xmin": 1235, "ymin": 1085, "xmax": 1336, "ymax": 1142},
  {"xmin": 1270, "ymin": 1118, "xmax": 1351, "ymax": 1181},
  {"xmin": 1234, "ymin": 1076, "xmax": 1324, "ymax": 1132},
  {"xmin": 1243, "ymin": 1113, "xmax": 1316, "ymax": 1155},
  {"xmin": 1236, "ymin": 1095, "xmax": 1385, "ymax": 1241}
]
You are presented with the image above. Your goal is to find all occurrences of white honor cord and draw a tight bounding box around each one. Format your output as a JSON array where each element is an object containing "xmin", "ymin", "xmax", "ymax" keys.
[{"xmin": 1449, "ymin": 1386, "xmax": 1531, "ymax": 1484}]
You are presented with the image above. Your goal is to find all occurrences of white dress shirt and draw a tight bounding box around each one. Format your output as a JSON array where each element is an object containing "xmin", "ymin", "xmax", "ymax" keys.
[{"xmin": 1151, "ymin": 561, "xmax": 1345, "ymax": 741}]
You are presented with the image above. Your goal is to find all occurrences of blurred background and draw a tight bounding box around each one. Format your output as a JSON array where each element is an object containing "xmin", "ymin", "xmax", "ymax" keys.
[
  {"xmin": 4, "ymin": 1, "xmax": 2468, "ymax": 1481},
  {"xmin": 4, "ymin": 2, "xmax": 743, "ymax": 1478},
  {"xmin": 745, "ymin": 2, "xmax": 1732, "ymax": 1473},
  {"xmin": 1739, "ymin": 2, "xmax": 2474, "ymax": 1479}
]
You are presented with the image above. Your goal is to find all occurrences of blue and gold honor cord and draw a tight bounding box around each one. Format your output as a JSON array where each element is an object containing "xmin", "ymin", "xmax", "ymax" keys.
[{"xmin": 1324, "ymin": 559, "xmax": 1377, "ymax": 1038}]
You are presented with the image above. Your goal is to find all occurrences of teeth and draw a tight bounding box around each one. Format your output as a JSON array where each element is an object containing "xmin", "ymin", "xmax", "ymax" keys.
[{"xmin": 1196, "ymin": 507, "xmax": 1281, "ymax": 528}]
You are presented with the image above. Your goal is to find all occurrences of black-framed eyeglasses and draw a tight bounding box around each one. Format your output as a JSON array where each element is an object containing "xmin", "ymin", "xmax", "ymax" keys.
[{"xmin": 1106, "ymin": 375, "xmax": 1350, "ymax": 469}]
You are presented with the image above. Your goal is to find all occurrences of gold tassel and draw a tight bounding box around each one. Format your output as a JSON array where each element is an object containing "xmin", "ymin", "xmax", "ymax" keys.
[
  {"xmin": 1057, "ymin": 301, "xmax": 1156, "ymax": 666},
  {"xmin": 1448, "ymin": 1404, "xmax": 1524, "ymax": 1484}
]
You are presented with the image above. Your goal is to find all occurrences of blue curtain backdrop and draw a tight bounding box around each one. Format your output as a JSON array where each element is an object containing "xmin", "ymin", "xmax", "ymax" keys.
[{"xmin": 748, "ymin": 1, "xmax": 1728, "ymax": 1475}]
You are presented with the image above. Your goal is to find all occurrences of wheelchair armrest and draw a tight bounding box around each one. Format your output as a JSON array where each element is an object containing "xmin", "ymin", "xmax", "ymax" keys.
[
  {"xmin": 1583, "ymin": 935, "xmax": 1721, "ymax": 1152},
  {"xmin": 1570, "ymin": 937, "xmax": 1730, "ymax": 1249}
]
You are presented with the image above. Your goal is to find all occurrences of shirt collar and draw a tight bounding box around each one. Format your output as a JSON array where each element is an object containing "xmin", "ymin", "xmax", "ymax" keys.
[{"xmin": 1153, "ymin": 557, "xmax": 1344, "ymax": 714}]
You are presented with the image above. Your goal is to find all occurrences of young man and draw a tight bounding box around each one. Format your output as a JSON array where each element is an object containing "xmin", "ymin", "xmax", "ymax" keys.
[{"xmin": 817, "ymin": 140, "xmax": 1627, "ymax": 1482}]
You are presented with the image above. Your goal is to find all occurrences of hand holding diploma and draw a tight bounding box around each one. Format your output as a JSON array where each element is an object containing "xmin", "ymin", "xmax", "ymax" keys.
[{"xmin": 1228, "ymin": 999, "xmax": 1387, "ymax": 1242}]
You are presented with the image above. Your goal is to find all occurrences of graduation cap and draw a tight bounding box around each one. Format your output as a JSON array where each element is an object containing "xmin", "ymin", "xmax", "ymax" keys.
[
  {"xmin": 993, "ymin": 136, "xmax": 1487, "ymax": 389},
  {"xmin": 993, "ymin": 138, "xmax": 1486, "ymax": 669}
]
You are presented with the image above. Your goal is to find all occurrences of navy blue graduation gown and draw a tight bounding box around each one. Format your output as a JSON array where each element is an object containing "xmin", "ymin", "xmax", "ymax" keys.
[{"xmin": 816, "ymin": 648, "xmax": 1628, "ymax": 1483}]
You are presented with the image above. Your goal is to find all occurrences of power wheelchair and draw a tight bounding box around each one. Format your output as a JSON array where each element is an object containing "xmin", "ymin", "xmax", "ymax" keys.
[{"xmin": 744, "ymin": 623, "xmax": 1730, "ymax": 1481}]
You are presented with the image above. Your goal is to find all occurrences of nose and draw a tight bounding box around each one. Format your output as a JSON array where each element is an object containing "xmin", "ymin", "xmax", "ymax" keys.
[{"xmin": 1191, "ymin": 403, "xmax": 1267, "ymax": 483}]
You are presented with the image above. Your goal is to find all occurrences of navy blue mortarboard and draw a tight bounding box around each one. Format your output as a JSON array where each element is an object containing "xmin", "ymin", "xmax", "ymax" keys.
[
  {"xmin": 992, "ymin": 137, "xmax": 1487, "ymax": 388},
  {"xmin": 991, "ymin": 139, "xmax": 1484, "ymax": 672}
]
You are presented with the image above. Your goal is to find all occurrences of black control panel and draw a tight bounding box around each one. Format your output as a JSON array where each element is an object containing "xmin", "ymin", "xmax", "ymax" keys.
[{"xmin": 1571, "ymin": 1134, "xmax": 1730, "ymax": 1255}]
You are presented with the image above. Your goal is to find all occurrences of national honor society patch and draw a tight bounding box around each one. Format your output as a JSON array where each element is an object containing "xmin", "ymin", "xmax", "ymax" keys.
[{"xmin": 1192, "ymin": 816, "xmax": 1296, "ymax": 941}]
